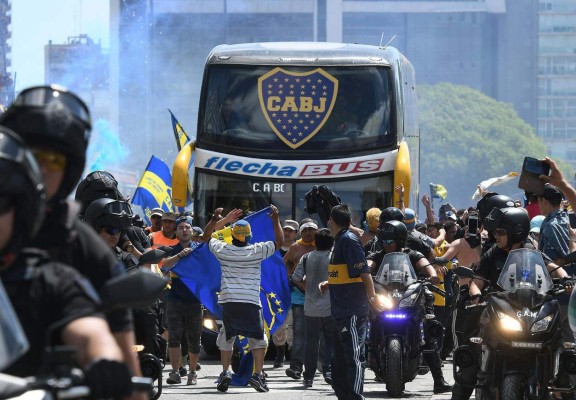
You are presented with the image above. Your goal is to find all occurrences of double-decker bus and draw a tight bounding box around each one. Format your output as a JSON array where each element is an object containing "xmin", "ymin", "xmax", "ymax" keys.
[{"xmin": 173, "ymin": 42, "xmax": 419, "ymax": 228}]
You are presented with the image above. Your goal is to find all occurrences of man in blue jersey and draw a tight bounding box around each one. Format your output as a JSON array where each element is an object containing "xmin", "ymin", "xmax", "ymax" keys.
[{"xmin": 320, "ymin": 204, "xmax": 383, "ymax": 400}]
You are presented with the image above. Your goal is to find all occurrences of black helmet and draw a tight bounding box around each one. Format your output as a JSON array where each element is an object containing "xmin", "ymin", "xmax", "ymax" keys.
[
  {"xmin": 378, "ymin": 206, "xmax": 404, "ymax": 229},
  {"xmin": 378, "ymin": 220, "xmax": 408, "ymax": 248},
  {"xmin": 476, "ymin": 193, "xmax": 515, "ymax": 224},
  {"xmin": 75, "ymin": 170, "xmax": 125, "ymax": 217},
  {"xmin": 0, "ymin": 85, "xmax": 91, "ymax": 202},
  {"xmin": 0, "ymin": 127, "xmax": 46, "ymax": 268},
  {"xmin": 84, "ymin": 198, "xmax": 134, "ymax": 233},
  {"xmin": 484, "ymin": 207, "xmax": 529, "ymax": 245}
]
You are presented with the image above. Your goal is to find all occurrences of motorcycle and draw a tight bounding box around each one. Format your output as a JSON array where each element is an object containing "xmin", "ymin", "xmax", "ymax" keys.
[
  {"xmin": 452, "ymin": 248, "xmax": 576, "ymax": 400},
  {"xmin": 367, "ymin": 252, "xmax": 445, "ymax": 397},
  {"xmin": 0, "ymin": 269, "xmax": 167, "ymax": 400}
]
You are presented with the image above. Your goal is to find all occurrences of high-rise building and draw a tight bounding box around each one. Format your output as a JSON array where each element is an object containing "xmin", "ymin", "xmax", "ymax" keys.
[
  {"xmin": 44, "ymin": 34, "xmax": 110, "ymax": 119},
  {"xmin": 537, "ymin": 0, "xmax": 576, "ymax": 164}
]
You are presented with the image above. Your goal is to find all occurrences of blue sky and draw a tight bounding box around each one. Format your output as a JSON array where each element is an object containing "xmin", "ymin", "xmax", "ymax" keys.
[{"xmin": 10, "ymin": 0, "xmax": 109, "ymax": 90}]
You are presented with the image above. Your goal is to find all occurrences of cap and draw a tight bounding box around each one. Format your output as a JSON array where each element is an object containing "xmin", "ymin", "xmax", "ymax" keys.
[
  {"xmin": 299, "ymin": 221, "xmax": 319, "ymax": 233},
  {"xmin": 529, "ymin": 215, "xmax": 545, "ymax": 234},
  {"xmin": 445, "ymin": 211, "xmax": 457, "ymax": 221},
  {"xmin": 161, "ymin": 212, "xmax": 177, "ymax": 221},
  {"xmin": 232, "ymin": 220, "xmax": 252, "ymax": 242},
  {"xmin": 283, "ymin": 219, "xmax": 299, "ymax": 231},
  {"xmin": 175, "ymin": 215, "xmax": 193, "ymax": 229},
  {"xmin": 403, "ymin": 208, "xmax": 416, "ymax": 230},
  {"xmin": 150, "ymin": 207, "xmax": 163, "ymax": 218},
  {"xmin": 540, "ymin": 183, "xmax": 563, "ymax": 203}
]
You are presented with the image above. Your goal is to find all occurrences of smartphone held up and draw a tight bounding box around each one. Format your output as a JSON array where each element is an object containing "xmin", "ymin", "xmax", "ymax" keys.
[{"xmin": 518, "ymin": 157, "xmax": 550, "ymax": 195}]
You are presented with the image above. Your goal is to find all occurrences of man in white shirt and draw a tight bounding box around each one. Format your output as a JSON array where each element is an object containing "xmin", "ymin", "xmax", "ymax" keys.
[{"xmin": 202, "ymin": 206, "xmax": 283, "ymax": 393}]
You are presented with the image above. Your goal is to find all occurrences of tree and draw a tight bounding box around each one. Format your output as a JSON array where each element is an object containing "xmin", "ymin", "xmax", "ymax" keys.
[{"xmin": 417, "ymin": 83, "xmax": 568, "ymax": 210}]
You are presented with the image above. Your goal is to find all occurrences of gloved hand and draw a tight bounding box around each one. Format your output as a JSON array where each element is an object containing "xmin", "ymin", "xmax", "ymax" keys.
[
  {"xmin": 561, "ymin": 277, "xmax": 574, "ymax": 294},
  {"xmin": 85, "ymin": 359, "xmax": 132, "ymax": 399}
]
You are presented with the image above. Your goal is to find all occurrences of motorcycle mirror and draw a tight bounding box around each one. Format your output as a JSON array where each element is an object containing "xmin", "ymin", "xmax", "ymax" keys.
[
  {"xmin": 99, "ymin": 270, "xmax": 167, "ymax": 311},
  {"xmin": 453, "ymin": 266, "xmax": 475, "ymax": 279},
  {"xmin": 0, "ymin": 373, "xmax": 29, "ymax": 400},
  {"xmin": 137, "ymin": 249, "xmax": 167, "ymax": 266}
]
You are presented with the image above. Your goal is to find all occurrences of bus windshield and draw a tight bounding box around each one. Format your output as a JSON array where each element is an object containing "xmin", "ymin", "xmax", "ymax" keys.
[
  {"xmin": 195, "ymin": 170, "xmax": 393, "ymax": 227},
  {"xmin": 199, "ymin": 65, "xmax": 396, "ymax": 158}
]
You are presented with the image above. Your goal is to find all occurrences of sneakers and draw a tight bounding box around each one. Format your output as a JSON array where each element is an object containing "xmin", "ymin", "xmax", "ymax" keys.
[
  {"xmin": 166, "ymin": 370, "xmax": 181, "ymax": 384},
  {"xmin": 285, "ymin": 367, "xmax": 302, "ymax": 380},
  {"xmin": 248, "ymin": 373, "xmax": 269, "ymax": 392},
  {"xmin": 304, "ymin": 379, "xmax": 313, "ymax": 388},
  {"xmin": 187, "ymin": 372, "xmax": 197, "ymax": 385},
  {"xmin": 196, "ymin": 362, "xmax": 202, "ymax": 371},
  {"xmin": 273, "ymin": 360, "xmax": 284, "ymax": 368},
  {"xmin": 178, "ymin": 366, "xmax": 187, "ymax": 377},
  {"xmin": 216, "ymin": 370, "xmax": 232, "ymax": 392},
  {"xmin": 323, "ymin": 370, "xmax": 333, "ymax": 385}
]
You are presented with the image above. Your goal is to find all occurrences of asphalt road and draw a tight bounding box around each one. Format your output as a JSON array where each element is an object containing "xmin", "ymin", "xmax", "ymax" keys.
[{"xmin": 156, "ymin": 351, "xmax": 456, "ymax": 400}]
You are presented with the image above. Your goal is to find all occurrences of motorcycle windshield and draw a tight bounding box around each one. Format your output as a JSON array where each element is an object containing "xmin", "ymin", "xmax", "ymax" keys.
[
  {"xmin": 374, "ymin": 252, "xmax": 418, "ymax": 287},
  {"xmin": 0, "ymin": 280, "xmax": 29, "ymax": 371},
  {"xmin": 496, "ymin": 248, "xmax": 553, "ymax": 295}
]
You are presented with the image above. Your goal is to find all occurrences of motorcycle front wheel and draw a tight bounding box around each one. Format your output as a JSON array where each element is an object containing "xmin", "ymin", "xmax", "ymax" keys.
[
  {"xmin": 385, "ymin": 338, "xmax": 404, "ymax": 397},
  {"xmin": 501, "ymin": 373, "xmax": 527, "ymax": 400}
]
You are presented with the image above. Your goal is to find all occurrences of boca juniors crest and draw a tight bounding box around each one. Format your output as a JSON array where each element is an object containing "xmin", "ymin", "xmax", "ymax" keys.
[{"xmin": 258, "ymin": 68, "xmax": 338, "ymax": 149}]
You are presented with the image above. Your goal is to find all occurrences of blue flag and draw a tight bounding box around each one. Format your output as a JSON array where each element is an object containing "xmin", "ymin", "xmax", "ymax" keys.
[
  {"xmin": 131, "ymin": 156, "xmax": 173, "ymax": 225},
  {"xmin": 172, "ymin": 206, "xmax": 291, "ymax": 385}
]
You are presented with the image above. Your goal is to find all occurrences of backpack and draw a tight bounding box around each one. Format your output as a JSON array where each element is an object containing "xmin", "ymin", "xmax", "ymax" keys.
[{"xmin": 304, "ymin": 185, "xmax": 342, "ymax": 226}]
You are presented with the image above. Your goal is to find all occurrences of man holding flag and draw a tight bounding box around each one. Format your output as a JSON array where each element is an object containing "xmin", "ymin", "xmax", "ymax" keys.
[{"xmin": 201, "ymin": 206, "xmax": 283, "ymax": 393}]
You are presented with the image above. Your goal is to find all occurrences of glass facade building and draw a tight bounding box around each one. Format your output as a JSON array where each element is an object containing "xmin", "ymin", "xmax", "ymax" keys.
[{"xmin": 537, "ymin": 0, "xmax": 576, "ymax": 162}]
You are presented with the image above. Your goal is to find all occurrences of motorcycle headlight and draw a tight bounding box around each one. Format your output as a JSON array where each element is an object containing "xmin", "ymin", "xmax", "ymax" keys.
[
  {"xmin": 399, "ymin": 293, "xmax": 417, "ymax": 308},
  {"xmin": 377, "ymin": 294, "xmax": 394, "ymax": 310},
  {"xmin": 497, "ymin": 311, "xmax": 522, "ymax": 332},
  {"xmin": 203, "ymin": 317, "xmax": 219, "ymax": 332},
  {"xmin": 531, "ymin": 315, "xmax": 553, "ymax": 333}
]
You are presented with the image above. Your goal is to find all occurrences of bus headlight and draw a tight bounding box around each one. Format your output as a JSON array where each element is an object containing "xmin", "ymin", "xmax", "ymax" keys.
[
  {"xmin": 497, "ymin": 312, "xmax": 522, "ymax": 332},
  {"xmin": 531, "ymin": 315, "xmax": 553, "ymax": 333}
]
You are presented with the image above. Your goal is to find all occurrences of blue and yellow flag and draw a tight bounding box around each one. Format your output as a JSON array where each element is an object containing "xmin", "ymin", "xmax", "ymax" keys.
[
  {"xmin": 430, "ymin": 183, "xmax": 448, "ymax": 200},
  {"xmin": 168, "ymin": 109, "xmax": 191, "ymax": 151},
  {"xmin": 172, "ymin": 206, "xmax": 290, "ymax": 385},
  {"xmin": 131, "ymin": 156, "xmax": 173, "ymax": 224}
]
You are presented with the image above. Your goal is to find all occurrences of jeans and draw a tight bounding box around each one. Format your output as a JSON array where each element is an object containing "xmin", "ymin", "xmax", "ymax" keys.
[
  {"xmin": 289, "ymin": 305, "xmax": 305, "ymax": 370},
  {"xmin": 303, "ymin": 315, "xmax": 334, "ymax": 380},
  {"xmin": 332, "ymin": 315, "xmax": 367, "ymax": 400}
]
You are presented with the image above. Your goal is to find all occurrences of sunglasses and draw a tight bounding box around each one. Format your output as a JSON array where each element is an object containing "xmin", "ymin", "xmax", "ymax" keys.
[
  {"xmin": 0, "ymin": 196, "xmax": 14, "ymax": 214},
  {"xmin": 103, "ymin": 226, "xmax": 122, "ymax": 235},
  {"xmin": 382, "ymin": 239, "xmax": 396, "ymax": 245},
  {"xmin": 32, "ymin": 148, "xmax": 67, "ymax": 172},
  {"xmin": 13, "ymin": 86, "xmax": 92, "ymax": 131},
  {"xmin": 494, "ymin": 228, "xmax": 507, "ymax": 237},
  {"xmin": 150, "ymin": 215, "xmax": 162, "ymax": 220}
]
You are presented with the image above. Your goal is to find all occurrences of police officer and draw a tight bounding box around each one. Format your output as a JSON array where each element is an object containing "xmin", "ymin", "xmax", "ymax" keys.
[
  {"xmin": 0, "ymin": 127, "xmax": 132, "ymax": 398},
  {"xmin": 0, "ymin": 85, "xmax": 142, "ymax": 378},
  {"xmin": 84, "ymin": 197, "xmax": 162, "ymax": 360},
  {"xmin": 451, "ymin": 207, "xmax": 571, "ymax": 400},
  {"xmin": 366, "ymin": 220, "xmax": 452, "ymax": 394}
]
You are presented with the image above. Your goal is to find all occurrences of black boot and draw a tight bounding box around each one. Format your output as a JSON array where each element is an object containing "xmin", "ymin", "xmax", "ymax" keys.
[
  {"xmin": 431, "ymin": 368, "xmax": 452, "ymax": 394},
  {"xmin": 273, "ymin": 345, "xmax": 285, "ymax": 368}
]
